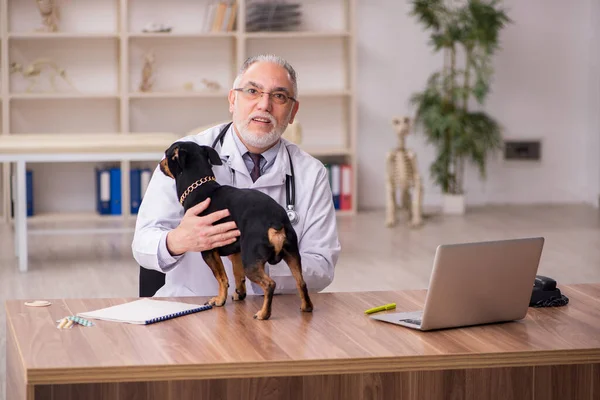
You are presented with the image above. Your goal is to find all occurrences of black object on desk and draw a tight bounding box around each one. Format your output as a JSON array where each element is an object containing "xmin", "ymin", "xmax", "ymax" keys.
[{"xmin": 530, "ymin": 275, "xmax": 569, "ymax": 307}]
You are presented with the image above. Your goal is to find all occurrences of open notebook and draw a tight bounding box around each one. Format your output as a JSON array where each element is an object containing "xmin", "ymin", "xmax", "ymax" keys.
[{"xmin": 77, "ymin": 299, "xmax": 212, "ymax": 325}]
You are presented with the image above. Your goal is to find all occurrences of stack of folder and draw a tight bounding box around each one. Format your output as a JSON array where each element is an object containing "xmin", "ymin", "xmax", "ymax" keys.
[
  {"xmin": 96, "ymin": 167, "xmax": 152, "ymax": 215},
  {"xmin": 324, "ymin": 163, "xmax": 353, "ymax": 211},
  {"xmin": 10, "ymin": 164, "xmax": 350, "ymax": 217}
]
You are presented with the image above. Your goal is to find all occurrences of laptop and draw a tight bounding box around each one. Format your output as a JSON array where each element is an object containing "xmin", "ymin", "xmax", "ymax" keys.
[{"xmin": 371, "ymin": 237, "xmax": 545, "ymax": 331}]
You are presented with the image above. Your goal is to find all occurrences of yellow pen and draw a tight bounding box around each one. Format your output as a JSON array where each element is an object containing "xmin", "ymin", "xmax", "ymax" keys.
[{"xmin": 364, "ymin": 303, "xmax": 396, "ymax": 314}]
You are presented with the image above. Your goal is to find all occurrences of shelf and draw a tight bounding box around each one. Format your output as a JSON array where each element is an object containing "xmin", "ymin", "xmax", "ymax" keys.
[
  {"xmin": 303, "ymin": 147, "xmax": 352, "ymax": 157},
  {"xmin": 8, "ymin": 37, "xmax": 119, "ymax": 95},
  {"xmin": 0, "ymin": 133, "xmax": 180, "ymax": 155},
  {"xmin": 129, "ymin": 91, "xmax": 228, "ymax": 99},
  {"xmin": 300, "ymin": 89, "xmax": 351, "ymax": 97},
  {"xmin": 24, "ymin": 212, "xmax": 138, "ymax": 236},
  {"xmin": 0, "ymin": 0, "xmax": 358, "ymax": 223},
  {"xmin": 335, "ymin": 210, "xmax": 354, "ymax": 217},
  {"xmin": 127, "ymin": 34, "xmax": 234, "ymax": 95},
  {"xmin": 128, "ymin": 32, "xmax": 235, "ymax": 39},
  {"xmin": 244, "ymin": 31, "xmax": 351, "ymax": 39},
  {"xmin": 8, "ymin": 32, "xmax": 119, "ymax": 40},
  {"xmin": 22, "ymin": 210, "xmax": 352, "ymax": 225},
  {"xmin": 0, "ymin": 137, "xmax": 352, "ymax": 159},
  {"xmin": 10, "ymin": 93, "xmax": 119, "ymax": 100},
  {"xmin": 25, "ymin": 212, "xmax": 135, "ymax": 224}
]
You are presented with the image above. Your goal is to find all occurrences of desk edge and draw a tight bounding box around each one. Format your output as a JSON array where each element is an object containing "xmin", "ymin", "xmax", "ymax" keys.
[{"xmin": 27, "ymin": 349, "xmax": 600, "ymax": 385}]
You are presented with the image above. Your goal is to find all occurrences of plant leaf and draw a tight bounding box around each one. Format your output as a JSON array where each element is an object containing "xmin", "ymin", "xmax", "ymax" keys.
[{"xmin": 409, "ymin": 0, "xmax": 446, "ymax": 31}]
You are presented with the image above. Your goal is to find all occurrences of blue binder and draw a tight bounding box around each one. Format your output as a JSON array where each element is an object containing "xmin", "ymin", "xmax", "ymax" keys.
[
  {"xmin": 330, "ymin": 164, "xmax": 341, "ymax": 210},
  {"xmin": 131, "ymin": 168, "xmax": 153, "ymax": 214},
  {"xmin": 26, "ymin": 170, "xmax": 33, "ymax": 217},
  {"xmin": 109, "ymin": 167, "xmax": 121, "ymax": 215},
  {"xmin": 11, "ymin": 170, "xmax": 34, "ymax": 217},
  {"xmin": 130, "ymin": 168, "xmax": 141, "ymax": 214},
  {"xmin": 96, "ymin": 168, "xmax": 111, "ymax": 215},
  {"xmin": 98, "ymin": 167, "xmax": 153, "ymax": 215}
]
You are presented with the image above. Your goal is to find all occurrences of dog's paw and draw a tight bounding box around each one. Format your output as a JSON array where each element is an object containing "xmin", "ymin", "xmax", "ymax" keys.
[
  {"xmin": 232, "ymin": 290, "xmax": 246, "ymax": 301},
  {"xmin": 409, "ymin": 220, "xmax": 423, "ymax": 229},
  {"xmin": 253, "ymin": 310, "xmax": 271, "ymax": 320},
  {"xmin": 208, "ymin": 296, "xmax": 227, "ymax": 307},
  {"xmin": 301, "ymin": 301, "xmax": 313, "ymax": 313}
]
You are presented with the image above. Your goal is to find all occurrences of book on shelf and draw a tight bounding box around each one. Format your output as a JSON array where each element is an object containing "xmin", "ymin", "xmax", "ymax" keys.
[
  {"xmin": 204, "ymin": 1, "xmax": 238, "ymax": 33},
  {"xmin": 324, "ymin": 163, "xmax": 353, "ymax": 211},
  {"xmin": 130, "ymin": 168, "xmax": 152, "ymax": 214},
  {"xmin": 96, "ymin": 167, "xmax": 153, "ymax": 216},
  {"xmin": 7, "ymin": 164, "xmax": 348, "ymax": 219},
  {"xmin": 340, "ymin": 164, "xmax": 352, "ymax": 211},
  {"xmin": 10, "ymin": 170, "xmax": 34, "ymax": 218}
]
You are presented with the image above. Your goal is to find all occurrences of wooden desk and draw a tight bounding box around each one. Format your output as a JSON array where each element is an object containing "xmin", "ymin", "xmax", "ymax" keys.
[{"xmin": 6, "ymin": 284, "xmax": 600, "ymax": 400}]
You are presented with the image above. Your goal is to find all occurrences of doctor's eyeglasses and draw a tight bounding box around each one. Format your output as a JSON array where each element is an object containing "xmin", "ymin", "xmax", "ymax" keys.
[{"xmin": 233, "ymin": 87, "xmax": 296, "ymax": 105}]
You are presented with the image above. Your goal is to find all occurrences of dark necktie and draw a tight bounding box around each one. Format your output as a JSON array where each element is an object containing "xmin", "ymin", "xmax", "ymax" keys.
[{"xmin": 248, "ymin": 153, "xmax": 263, "ymax": 182}]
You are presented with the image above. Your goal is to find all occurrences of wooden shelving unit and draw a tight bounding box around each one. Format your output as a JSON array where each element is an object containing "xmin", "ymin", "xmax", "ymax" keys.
[{"xmin": 0, "ymin": 0, "xmax": 357, "ymax": 223}]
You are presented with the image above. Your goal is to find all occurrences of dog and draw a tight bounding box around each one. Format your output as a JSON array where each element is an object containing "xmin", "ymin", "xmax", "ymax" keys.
[{"xmin": 159, "ymin": 141, "xmax": 313, "ymax": 320}]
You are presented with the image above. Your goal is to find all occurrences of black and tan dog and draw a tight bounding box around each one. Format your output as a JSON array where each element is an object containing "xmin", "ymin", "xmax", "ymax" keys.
[{"xmin": 160, "ymin": 141, "xmax": 313, "ymax": 320}]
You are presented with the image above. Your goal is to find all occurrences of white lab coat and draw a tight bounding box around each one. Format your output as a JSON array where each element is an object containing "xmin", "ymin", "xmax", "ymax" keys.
[{"xmin": 132, "ymin": 122, "xmax": 341, "ymax": 297}]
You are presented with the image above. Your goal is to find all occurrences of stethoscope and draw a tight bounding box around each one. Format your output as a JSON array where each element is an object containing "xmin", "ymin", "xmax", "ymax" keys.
[{"xmin": 211, "ymin": 122, "xmax": 299, "ymax": 225}]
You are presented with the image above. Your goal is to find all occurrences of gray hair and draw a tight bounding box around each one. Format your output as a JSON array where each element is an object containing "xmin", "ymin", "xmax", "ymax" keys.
[{"xmin": 232, "ymin": 54, "xmax": 298, "ymax": 98}]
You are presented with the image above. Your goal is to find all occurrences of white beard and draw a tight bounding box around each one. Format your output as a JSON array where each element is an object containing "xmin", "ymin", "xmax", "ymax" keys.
[{"xmin": 234, "ymin": 111, "xmax": 291, "ymax": 149}]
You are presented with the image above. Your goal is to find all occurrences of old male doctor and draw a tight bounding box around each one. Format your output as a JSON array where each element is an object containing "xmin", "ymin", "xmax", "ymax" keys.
[{"xmin": 132, "ymin": 54, "xmax": 341, "ymax": 297}]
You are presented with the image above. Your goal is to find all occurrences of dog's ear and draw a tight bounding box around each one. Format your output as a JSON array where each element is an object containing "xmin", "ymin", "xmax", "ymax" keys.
[
  {"xmin": 174, "ymin": 147, "xmax": 188, "ymax": 169},
  {"xmin": 166, "ymin": 143, "xmax": 188, "ymax": 169},
  {"xmin": 203, "ymin": 146, "xmax": 223, "ymax": 166},
  {"xmin": 160, "ymin": 142, "xmax": 188, "ymax": 178},
  {"xmin": 165, "ymin": 143, "xmax": 179, "ymax": 162}
]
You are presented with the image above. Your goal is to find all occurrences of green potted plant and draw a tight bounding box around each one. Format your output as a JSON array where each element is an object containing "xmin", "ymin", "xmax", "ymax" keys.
[{"xmin": 409, "ymin": 0, "xmax": 510, "ymax": 214}]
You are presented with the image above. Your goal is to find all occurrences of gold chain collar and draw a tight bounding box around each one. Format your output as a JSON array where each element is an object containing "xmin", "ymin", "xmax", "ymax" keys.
[{"xmin": 179, "ymin": 176, "xmax": 216, "ymax": 205}]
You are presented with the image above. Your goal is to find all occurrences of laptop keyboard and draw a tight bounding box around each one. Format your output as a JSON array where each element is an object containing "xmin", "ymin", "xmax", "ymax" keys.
[{"xmin": 398, "ymin": 311, "xmax": 423, "ymax": 326}]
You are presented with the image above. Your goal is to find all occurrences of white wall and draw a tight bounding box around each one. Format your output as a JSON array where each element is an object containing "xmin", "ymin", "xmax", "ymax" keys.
[
  {"xmin": 589, "ymin": 0, "xmax": 600, "ymax": 208},
  {"xmin": 356, "ymin": 0, "xmax": 600, "ymax": 210}
]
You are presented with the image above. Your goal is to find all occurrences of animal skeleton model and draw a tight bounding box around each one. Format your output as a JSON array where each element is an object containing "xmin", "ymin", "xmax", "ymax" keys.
[
  {"xmin": 10, "ymin": 59, "xmax": 77, "ymax": 93},
  {"xmin": 385, "ymin": 116, "xmax": 424, "ymax": 228},
  {"xmin": 201, "ymin": 79, "xmax": 221, "ymax": 92},
  {"xmin": 35, "ymin": 0, "xmax": 60, "ymax": 32},
  {"xmin": 139, "ymin": 51, "xmax": 155, "ymax": 92},
  {"xmin": 142, "ymin": 22, "xmax": 172, "ymax": 33}
]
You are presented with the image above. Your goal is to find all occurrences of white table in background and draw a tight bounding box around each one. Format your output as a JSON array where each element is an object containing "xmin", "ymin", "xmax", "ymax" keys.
[{"xmin": 0, "ymin": 133, "xmax": 180, "ymax": 272}]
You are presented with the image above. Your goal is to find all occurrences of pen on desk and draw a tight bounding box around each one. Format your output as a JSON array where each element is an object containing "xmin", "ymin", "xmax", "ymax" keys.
[{"xmin": 364, "ymin": 303, "xmax": 396, "ymax": 314}]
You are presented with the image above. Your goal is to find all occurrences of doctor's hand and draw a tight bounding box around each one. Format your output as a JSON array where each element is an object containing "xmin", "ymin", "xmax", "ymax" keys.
[{"xmin": 166, "ymin": 198, "xmax": 241, "ymax": 256}]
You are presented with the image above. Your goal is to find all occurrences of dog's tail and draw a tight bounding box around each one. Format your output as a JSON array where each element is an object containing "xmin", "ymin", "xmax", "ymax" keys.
[{"xmin": 268, "ymin": 227, "xmax": 286, "ymax": 256}]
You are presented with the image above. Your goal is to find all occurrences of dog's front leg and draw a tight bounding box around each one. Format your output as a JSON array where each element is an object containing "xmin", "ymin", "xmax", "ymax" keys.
[
  {"xmin": 228, "ymin": 253, "xmax": 246, "ymax": 301},
  {"xmin": 201, "ymin": 249, "xmax": 229, "ymax": 307},
  {"xmin": 245, "ymin": 262, "xmax": 276, "ymax": 320}
]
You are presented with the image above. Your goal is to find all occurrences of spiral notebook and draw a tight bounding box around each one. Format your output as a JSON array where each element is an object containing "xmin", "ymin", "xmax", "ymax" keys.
[{"xmin": 77, "ymin": 299, "xmax": 212, "ymax": 325}]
